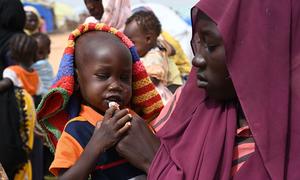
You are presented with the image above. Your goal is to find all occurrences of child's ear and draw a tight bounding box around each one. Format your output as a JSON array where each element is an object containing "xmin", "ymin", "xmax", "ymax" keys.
[
  {"xmin": 145, "ymin": 34, "xmax": 153, "ymax": 44},
  {"xmin": 74, "ymin": 69, "xmax": 80, "ymax": 91}
]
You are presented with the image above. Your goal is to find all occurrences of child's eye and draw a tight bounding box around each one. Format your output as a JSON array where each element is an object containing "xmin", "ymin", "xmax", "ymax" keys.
[
  {"xmin": 120, "ymin": 75, "xmax": 131, "ymax": 82},
  {"xmin": 96, "ymin": 73, "xmax": 109, "ymax": 80}
]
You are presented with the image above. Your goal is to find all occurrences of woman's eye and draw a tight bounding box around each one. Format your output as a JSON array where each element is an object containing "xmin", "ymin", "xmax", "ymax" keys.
[
  {"xmin": 207, "ymin": 45, "xmax": 218, "ymax": 52},
  {"xmin": 204, "ymin": 43, "xmax": 218, "ymax": 52}
]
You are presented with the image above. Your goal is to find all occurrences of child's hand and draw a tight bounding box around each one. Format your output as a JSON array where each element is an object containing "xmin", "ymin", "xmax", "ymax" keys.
[{"xmin": 91, "ymin": 106, "xmax": 132, "ymax": 152}]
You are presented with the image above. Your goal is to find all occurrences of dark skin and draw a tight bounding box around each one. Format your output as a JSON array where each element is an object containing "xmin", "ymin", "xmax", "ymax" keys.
[
  {"xmin": 84, "ymin": 0, "xmax": 104, "ymax": 20},
  {"xmin": 35, "ymin": 38, "xmax": 50, "ymax": 61},
  {"xmin": 124, "ymin": 20, "xmax": 163, "ymax": 85},
  {"xmin": 115, "ymin": 11, "xmax": 237, "ymax": 173},
  {"xmin": 25, "ymin": 11, "xmax": 39, "ymax": 32},
  {"xmin": 191, "ymin": 12, "xmax": 236, "ymax": 101},
  {"xmin": 58, "ymin": 32, "xmax": 133, "ymax": 180},
  {"xmin": 124, "ymin": 20, "xmax": 157, "ymax": 58}
]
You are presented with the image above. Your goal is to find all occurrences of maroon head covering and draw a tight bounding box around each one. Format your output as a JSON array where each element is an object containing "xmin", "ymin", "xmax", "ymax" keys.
[{"xmin": 148, "ymin": 0, "xmax": 300, "ymax": 179}]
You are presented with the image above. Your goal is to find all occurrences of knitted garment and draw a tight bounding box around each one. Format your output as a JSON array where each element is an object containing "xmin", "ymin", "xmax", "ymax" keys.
[{"xmin": 37, "ymin": 23, "xmax": 164, "ymax": 152}]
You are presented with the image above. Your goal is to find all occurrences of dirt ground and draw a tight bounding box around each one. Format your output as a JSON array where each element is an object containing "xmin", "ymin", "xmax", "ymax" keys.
[{"xmin": 48, "ymin": 32, "xmax": 70, "ymax": 75}]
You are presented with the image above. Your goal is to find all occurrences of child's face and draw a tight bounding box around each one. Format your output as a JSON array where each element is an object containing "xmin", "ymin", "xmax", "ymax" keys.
[
  {"xmin": 124, "ymin": 20, "xmax": 153, "ymax": 58},
  {"xmin": 36, "ymin": 38, "xmax": 50, "ymax": 60},
  {"xmin": 25, "ymin": 11, "xmax": 39, "ymax": 31},
  {"xmin": 75, "ymin": 32, "xmax": 132, "ymax": 114},
  {"xmin": 191, "ymin": 12, "xmax": 236, "ymax": 101},
  {"xmin": 84, "ymin": 0, "xmax": 104, "ymax": 20}
]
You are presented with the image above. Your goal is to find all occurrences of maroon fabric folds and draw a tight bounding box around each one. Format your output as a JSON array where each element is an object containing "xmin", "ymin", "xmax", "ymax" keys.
[{"xmin": 148, "ymin": 0, "xmax": 300, "ymax": 179}]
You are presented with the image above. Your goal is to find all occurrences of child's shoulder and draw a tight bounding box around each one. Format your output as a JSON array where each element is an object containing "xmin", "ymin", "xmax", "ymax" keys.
[
  {"xmin": 35, "ymin": 59, "xmax": 49, "ymax": 64},
  {"xmin": 5, "ymin": 65, "xmax": 36, "ymax": 75},
  {"xmin": 32, "ymin": 59, "xmax": 50, "ymax": 68},
  {"xmin": 64, "ymin": 115, "xmax": 92, "ymax": 131},
  {"xmin": 4, "ymin": 65, "xmax": 21, "ymax": 71},
  {"xmin": 62, "ymin": 116, "xmax": 95, "ymax": 147}
]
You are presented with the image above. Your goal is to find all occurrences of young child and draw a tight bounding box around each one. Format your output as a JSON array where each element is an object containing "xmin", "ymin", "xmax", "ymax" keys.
[
  {"xmin": 0, "ymin": 33, "xmax": 43, "ymax": 98},
  {"xmin": 31, "ymin": 32, "xmax": 54, "ymax": 96},
  {"xmin": 124, "ymin": 11, "xmax": 183, "ymax": 104},
  {"xmin": 36, "ymin": 23, "xmax": 164, "ymax": 179}
]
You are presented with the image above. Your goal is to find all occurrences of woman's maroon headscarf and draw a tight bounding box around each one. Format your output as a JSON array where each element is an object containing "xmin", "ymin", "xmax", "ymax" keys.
[{"xmin": 148, "ymin": 0, "xmax": 300, "ymax": 179}]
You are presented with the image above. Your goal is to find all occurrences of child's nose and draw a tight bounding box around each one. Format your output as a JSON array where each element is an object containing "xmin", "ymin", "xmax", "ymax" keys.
[{"xmin": 108, "ymin": 80, "xmax": 122, "ymax": 91}]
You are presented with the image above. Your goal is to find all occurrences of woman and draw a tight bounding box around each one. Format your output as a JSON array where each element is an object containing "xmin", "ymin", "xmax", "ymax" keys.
[
  {"xmin": 24, "ymin": 6, "xmax": 43, "ymax": 35},
  {"xmin": 116, "ymin": 0, "xmax": 300, "ymax": 179}
]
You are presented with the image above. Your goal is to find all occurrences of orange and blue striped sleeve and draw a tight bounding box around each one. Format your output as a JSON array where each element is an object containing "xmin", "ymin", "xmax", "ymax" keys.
[{"xmin": 49, "ymin": 126, "xmax": 84, "ymax": 176}]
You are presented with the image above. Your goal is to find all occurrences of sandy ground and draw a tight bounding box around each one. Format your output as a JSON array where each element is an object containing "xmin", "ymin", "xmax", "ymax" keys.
[{"xmin": 48, "ymin": 32, "xmax": 70, "ymax": 75}]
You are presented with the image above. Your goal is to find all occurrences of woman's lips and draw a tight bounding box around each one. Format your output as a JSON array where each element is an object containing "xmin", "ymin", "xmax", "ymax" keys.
[{"xmin": 197, "ymin": 74, "xmax": 208, "ymax": 88}]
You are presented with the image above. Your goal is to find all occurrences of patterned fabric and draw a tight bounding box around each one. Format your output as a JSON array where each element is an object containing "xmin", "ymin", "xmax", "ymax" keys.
[
  {"xmin": 14, "ymin": 88, "xmax": 36, "ymax": 180},
  {"xmin": 231, "ymin": 111, "xmax": 255, "ymax": 176},
  {"xmin": 151, "ymin": 87, "xmax": 183, "ymax": 132},
  {"xmin": 37, "ymin": 23, "xmax": 164, "ymax": 152},
  {"xmin": 140, "ymin": 47, "xmax": 173, "ymax": 104}
]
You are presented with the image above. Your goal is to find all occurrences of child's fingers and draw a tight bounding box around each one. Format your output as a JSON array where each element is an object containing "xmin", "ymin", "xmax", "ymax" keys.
[
  {"xmin": 111, "ymin": 109, "xmax": 130, "ymax": 123},
  {"xmin": 104, "ymin": 106, "xmax": 118, "ymax": 120},
  {"xmin": 114, "ymin": 114, "xmax": 132, "ymax": 130},
  {"xmin": 116, "ymin": 122, "xmax": 131, "ymax": 136},
  {"xmin": 95, "ymin": 120, "xmax": 102, "ymax": 129}
]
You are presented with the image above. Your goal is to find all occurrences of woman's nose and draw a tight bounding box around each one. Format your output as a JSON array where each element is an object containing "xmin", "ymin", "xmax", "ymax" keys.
[{"xmin": 192, "ymin": 55, "xmax": 206, "ymax": 69}]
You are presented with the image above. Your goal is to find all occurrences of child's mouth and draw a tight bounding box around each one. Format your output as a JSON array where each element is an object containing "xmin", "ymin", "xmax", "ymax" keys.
[{"xmin": 105, "ymin": 95, "xmax": 123, "ymax": 107}]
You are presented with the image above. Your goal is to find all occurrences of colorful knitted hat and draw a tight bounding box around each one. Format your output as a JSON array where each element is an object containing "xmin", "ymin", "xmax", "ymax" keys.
[{"xmin": 37, "ymin": 23, "xmax": 164, "ymax": 152}]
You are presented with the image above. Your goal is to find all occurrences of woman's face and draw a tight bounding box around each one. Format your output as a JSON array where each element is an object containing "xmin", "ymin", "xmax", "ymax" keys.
[
  {"xmin": 192, "ymin": 12, "xmax": 236, "ymax": 101},
  {"xmin": 25, "ymin": 11, "xmax": 39, "ymax": 31}
]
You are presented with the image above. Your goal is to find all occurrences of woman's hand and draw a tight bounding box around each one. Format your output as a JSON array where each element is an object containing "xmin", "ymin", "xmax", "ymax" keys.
[
  {"xmin": 91, "ymin": 106, "xmax": 132, "ymax": 152},
  {"xmin": 116, "ymin": 115, "xmax": 161, "ymax": 173}
]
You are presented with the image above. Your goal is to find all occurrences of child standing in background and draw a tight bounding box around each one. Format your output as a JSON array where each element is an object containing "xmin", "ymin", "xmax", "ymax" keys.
[
  {"xmin": 32, "ymin": 32, "xmax": 54, "ymax": 96},
  {"xmin": 31, "ymin": 31, "xmax": 54, "ymax": 180},
  {"xmin": 0, "ymin": 33, "xmax": 43, "ymax": 99}
]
